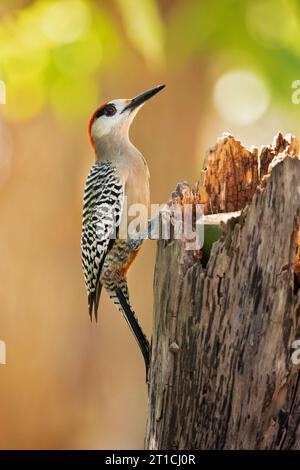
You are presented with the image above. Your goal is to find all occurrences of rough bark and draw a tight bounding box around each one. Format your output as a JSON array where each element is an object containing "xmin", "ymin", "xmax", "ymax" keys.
[{"xmin": 145, "ymin": 133, "xmax": 300, "ymax": 450}]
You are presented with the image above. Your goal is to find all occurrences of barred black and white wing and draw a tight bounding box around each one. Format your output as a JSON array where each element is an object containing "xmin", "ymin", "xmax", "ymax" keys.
[{"xmin": 81, "ymin": 160, "xmax": 123, "ymax": 320}]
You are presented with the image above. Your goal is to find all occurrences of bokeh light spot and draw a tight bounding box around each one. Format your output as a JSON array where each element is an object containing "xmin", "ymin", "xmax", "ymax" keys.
[
  {"xmin": 213, "ymin": 69, "xmax": 270, "ymax": 126},
  {"xmin": 0, "ymin": 80, "xmax": 6, "ymax": 104},
  {"xmin": 40, "ymin": 0, "xmax": 91, "ymax": 45}
]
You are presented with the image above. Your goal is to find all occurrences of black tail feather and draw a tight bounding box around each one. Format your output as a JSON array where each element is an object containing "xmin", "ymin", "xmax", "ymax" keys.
[
  {"xmin": 116, "ymin": 288, "xmax": 150, "ymax": 376},
  {"xmin": 88, "ymin": 292, "xmax": 93, "ymax": 322},
  {"xmin": 94, "ymin": 282, "xmax": 102, "ymax": 322},
  {"xmin": 88, "ymin": 282, "xmax": 103, "ymax": 322}
]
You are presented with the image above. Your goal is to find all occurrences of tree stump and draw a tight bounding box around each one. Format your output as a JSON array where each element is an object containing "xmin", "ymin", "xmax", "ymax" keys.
[{"xmin": 145, "ymin": 133, "xmax": 300, "ymax": 450}]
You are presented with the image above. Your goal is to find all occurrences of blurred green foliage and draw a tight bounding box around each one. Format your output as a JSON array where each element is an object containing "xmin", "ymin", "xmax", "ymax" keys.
[
  {"xmin": 168, "ymin": 0, "xmax": 300, "ymax": 101},
  {"xmin": 1, "ymin": 0, "xmax": 300, "ymax": 121},
  {"xmin": 0, "ymin": 0, "xmax": 119, "ymax": 120},
  {"xmin": 116, "ymin": 0, "xmax": 165, "ymax": 66}
]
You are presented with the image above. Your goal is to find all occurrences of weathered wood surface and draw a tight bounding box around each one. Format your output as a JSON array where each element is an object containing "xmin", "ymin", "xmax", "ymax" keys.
[{"xmin": 145, "ymin": 135, "xmax": 300, "ymax": 450}]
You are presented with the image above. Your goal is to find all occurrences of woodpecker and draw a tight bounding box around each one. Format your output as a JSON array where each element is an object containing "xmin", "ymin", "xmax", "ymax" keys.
[{"xmin": 81, "ymin": 85, "xmax": 165, "ymax": 375}]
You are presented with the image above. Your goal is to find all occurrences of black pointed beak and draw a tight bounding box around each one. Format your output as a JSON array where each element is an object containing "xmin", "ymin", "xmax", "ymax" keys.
[{"xmin": 122, "ymin": 84, "xmax": 165, "ymax": 113}]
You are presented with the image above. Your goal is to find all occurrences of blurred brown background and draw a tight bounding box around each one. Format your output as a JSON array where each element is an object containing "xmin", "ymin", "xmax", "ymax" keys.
[{"xmin": 1, "ymin": 0, "xmax": 300, "ymax": 449}]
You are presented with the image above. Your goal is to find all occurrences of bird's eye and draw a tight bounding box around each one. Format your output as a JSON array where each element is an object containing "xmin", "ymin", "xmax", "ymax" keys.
[
  {"xmin": 93, "ymin": 103, "xmax": 117, "ymax": 121},
  {"xmin": 104, "ymin": 104, "xmax": 117, "ymax": 117}
]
